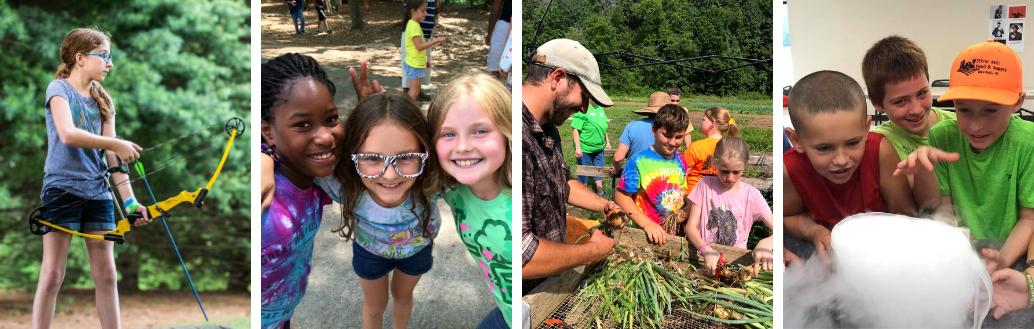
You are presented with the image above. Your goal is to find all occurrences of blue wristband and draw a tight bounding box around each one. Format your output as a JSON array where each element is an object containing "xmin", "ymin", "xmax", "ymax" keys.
[{"xmin": 123, "ymin": 198, "xmax": 141, "ymax": 214}]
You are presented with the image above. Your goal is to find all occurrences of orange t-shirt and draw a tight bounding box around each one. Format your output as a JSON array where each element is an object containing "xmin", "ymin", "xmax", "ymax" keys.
[{"xmin": 683, "ymin": 137, "xmax": 720, "ymax": 195}]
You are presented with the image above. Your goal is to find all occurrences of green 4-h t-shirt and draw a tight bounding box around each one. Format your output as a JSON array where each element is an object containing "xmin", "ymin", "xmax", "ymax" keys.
[
  {"xmin": 570, "ymin": 104, "xmax": 609, "ymax": 154},
  {"xmin": 930, "ymin": 116, "xmax": 1034, "ymax": 240},
  {"xmin": 445, "ymin": 185, "xmax": 513, "ymax": 326},
  {"xmin": 874, "ymin": 107, "xmax": 957, "ymax": 160}
]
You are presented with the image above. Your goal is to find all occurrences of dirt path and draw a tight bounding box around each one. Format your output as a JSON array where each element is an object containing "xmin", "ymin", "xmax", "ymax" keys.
[
  {"xmin": 0, "ymin": 290, "xmax": 249, "ymax": 328},
  {"xmin": 260, "ymin": 0, "xmax": 494, "ymax": 106}
]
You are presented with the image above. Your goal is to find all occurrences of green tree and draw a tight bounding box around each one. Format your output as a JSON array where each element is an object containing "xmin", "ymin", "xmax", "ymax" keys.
[
  {"xmin": 0, "ymin": 0, "xmax": 251, "ymax": 293},
  {"xmin": 523, "ymin": 0, "xmax": 772, "ymax": 98}
]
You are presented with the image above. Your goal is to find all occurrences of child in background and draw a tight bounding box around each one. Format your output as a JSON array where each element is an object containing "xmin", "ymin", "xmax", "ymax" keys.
[
  {"xmin": 783, "ymin": 70, "xmax": 916, "ymax": 258},
  {"xmin": 894, "ymin": 41, "xmax": 1034, "ymax": 275},
  {"xmin": 498, "ymin": 15, "xmax": 513, "ymax": 91},
  {"xmin": 401, "ymin": 0, "xmax": 440, "ymax": 99},
  {"xmin": 615, "ymin": 104, "xmax": 691, "ymax": 245},
  {"xmin": 314, "ymin": 0, "xmax": 332, "ymax": 34},
  {"xmin": 427, "ymin": 73, "xmax": 513, "ymax": 329},
  {"xmin": 402, "ymin": 0, "xmax": 446, "ymax": 100},
  {"xmin": 260, "ymin": 53, "xmax": 344, "ymax": 329},
  {"xmin": 864, "ymin": 36, "xmax": 955, "ymax": 163},
  {"xmin": 286, "ymin": 0, "xmax": 305, "ymax": 35},
  {"xmin": 572, "ymin": 101, "xmax": 611, "ymax": 196},
  {"xmin": 685, "ymin": 137, "xmax": 773, "ymax": 275},
  {"xmin": 35, "ymin": 27, "xmax": 152, "ymax": 329},
  {"xmin": 333, "ymin": 92, "xmax": 441, "ymax": 329},
  {"xmin": 684, "ymin": 107, "xmax": 739, "ymax": 195}
]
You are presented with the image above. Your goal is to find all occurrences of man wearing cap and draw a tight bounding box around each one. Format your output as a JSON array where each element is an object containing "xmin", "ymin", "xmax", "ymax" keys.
[
  {"xmin": 522, "ymin": 39, "xmax": 622, "ymax": 294},
  {"xmin": 612, "ymin": 91, "xmax": 695, "ymax": 176}
]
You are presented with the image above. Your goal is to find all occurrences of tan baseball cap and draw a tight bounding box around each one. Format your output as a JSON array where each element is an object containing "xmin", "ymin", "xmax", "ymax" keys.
[{"xmin": 533, "ymin": 39, "xmax": 614, "ymax": 107}]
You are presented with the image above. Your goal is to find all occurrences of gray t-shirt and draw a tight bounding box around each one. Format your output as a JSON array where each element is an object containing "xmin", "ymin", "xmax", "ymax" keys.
[{"xmin": 42, "ymin": 79, "xmax": 111, "ymax": 201}]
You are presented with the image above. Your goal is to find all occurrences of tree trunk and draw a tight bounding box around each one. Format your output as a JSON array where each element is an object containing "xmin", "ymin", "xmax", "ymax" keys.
[
  {"xmin": 115, "ymin": 247, "xmax": 140, "ymax": 293},
  {"xmin": 349, "ymin": 0, "xmax": 368, "ymax": 31}
]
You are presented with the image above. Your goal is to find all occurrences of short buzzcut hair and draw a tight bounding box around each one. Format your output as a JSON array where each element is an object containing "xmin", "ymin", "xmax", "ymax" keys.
[
  {"xmin": 653, "ymin": 104, "xmax": 690, "ymax": 134},
  {"xmin": 666, "ymin": 87, "xmax": 682, "ymax": 96},
  {"xmin": 861, "ymin": 35, "xmax": 929, "ymax": 107},
  {"xmin": 788, "ymin": 71, "xmax": 867, "ymax": 132}
]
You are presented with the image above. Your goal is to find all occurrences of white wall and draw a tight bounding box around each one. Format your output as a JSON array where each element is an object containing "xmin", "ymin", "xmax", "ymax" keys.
[{"xmin": 787, "ymin": 0, "xmax": 1033, "ymax": 112}]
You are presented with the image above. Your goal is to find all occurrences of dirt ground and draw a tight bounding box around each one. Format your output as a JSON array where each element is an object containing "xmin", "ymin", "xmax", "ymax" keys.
[
  {"xmin": 0, "ymin": 289, "xmax": 249, "ymax": 328},
  {"xmin": 260, "ymin": 0, "xmax": 495, "ymax": 94}
]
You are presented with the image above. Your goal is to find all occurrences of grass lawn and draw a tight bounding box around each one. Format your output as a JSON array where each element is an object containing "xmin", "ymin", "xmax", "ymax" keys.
[{"xmin": 560, "ymin": 95, "xmax": 775, "ymax": 249}]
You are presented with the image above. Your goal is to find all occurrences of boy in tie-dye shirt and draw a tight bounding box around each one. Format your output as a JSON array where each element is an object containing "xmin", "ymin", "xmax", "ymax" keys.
[{"xmin": 616, "ymin": 105, "xmax": 691, "ymax": 244}]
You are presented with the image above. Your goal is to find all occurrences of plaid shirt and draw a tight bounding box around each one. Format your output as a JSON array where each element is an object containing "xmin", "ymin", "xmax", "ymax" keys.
[{"xmin": 522, "ymin": 104, "xmax": 572, "ymax": 267}]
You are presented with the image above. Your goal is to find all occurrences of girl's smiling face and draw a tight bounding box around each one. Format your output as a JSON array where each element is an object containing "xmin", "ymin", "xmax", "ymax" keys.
[
  {"xmin": 435, "ymin": 98, "xmax": 507, "ymax": 198},
  {"xmin": 81, "ymin": 40, "xmax": 112, "ymax": 82},
  {"xmin": 358, "ymin": 121, "xmax": 424, "ymax": 208},
  {"xmin": 261, "ymin": 77, "xmax": 343, "ymax": 189}
]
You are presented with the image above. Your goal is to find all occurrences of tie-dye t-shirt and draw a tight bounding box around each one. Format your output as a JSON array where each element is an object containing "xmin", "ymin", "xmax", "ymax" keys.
[
  {"xmin": 261, "ymin": 172, "xmax": 332, "ymax": 329},
  {"xmin": 618, "ymin": 147, "xmax": 689, "ymax": 224},
  {"xmin": 445, "ymin": 185, "xmax": 513, "ymax": 327},
  {"xmin": 353, "ymin": 190, "xmax": 440, "ymax": 259},
  {"xmin": 687, "ymin": 176, "xmax": 771, "ymax": 249}
]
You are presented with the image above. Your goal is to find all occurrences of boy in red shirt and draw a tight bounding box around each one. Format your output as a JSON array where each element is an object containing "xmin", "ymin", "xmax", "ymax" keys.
[{"xmin": 783, "ymin": 70, "xmax": 918, "ymax": 260}]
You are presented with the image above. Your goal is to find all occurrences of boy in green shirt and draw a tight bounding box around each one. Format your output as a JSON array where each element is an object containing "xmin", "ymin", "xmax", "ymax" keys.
[
  {"xmin": 863, "ymin": 36, "xmax": 957, "ymax": 162},
  {"xmin": 896, "ymin": 41, "xmax": 1034, "ymax": 275},
  {"xmin": 572, "ymin": 102, "xmax": 612, "ymax": 196}
]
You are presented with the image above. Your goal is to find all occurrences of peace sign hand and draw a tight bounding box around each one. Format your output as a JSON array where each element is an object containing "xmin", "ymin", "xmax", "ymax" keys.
[{"xmin": 349, "ymin": 60, "xmax": 386, "ymax": 101}]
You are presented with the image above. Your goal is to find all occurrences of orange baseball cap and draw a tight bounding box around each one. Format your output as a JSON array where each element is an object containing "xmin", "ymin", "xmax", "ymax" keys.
[{"xmin": 938, "ymin": 40, "xmax": 1023, "ymax": 105}]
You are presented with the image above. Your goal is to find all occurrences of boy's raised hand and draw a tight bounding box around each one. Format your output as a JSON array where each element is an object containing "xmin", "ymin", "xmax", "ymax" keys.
[
  {"xmin": 893, "ymin": 146, "xmax": 960, "ymax": 176},
  {"xmin": 349, "ymin": 60, "xmax": 386, "ymax": 101}
]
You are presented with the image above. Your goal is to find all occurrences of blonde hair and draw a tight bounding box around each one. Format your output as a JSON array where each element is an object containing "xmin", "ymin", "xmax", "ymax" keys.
[
  {"xmin": 704, "ymin": 107, "xmax": 739, "ymax": 137},
  {"xmin": 426, "ymin": 73, "xmax": 512, "ymax": 192},
  {"xmin": 712, "ymin": 137, "xmax": 749, "ymax": 166},
  {"xmin": 55, "ymin": 27, "xmax": 114, "ymax": 120}
]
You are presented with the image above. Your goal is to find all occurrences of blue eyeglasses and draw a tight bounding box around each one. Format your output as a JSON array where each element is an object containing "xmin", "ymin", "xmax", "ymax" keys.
[{"xmin": 84, "ymin": 52, "xmax": 113, "ymax": 64}]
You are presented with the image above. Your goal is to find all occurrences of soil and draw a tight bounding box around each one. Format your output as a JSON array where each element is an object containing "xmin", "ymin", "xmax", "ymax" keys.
[
  {"xmin": 0, "ymin": 289, "xmax": 249, "ymax": 328},
  {"xmin": 260, "ymin": 0, "xmax": 494, "ymax": 89}
]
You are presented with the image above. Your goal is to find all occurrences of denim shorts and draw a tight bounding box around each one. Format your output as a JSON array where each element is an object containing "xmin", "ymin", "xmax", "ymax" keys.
[
  {"xmin": 352, "ymin": 241, "xmax": 433, "ymax": 280},
  {"xmin": 476, "ymin": 306, "xmax": 508, "ymax": 329},
  {"xmin": 577, "ymin": 151, "xmax": 606, "ymax": 183},
  {"xmin": 402, "ymin": 61, "xmax": 426, "ymax": 80},
  {"xmin": 41, "ymin": 188, "xmax": 116, "ymax": 232}
]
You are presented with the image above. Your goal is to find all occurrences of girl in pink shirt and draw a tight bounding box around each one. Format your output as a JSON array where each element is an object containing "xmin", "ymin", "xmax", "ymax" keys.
[{"xmin": 685, "ymin": 137, "xmax": 773, "ymax": 275}]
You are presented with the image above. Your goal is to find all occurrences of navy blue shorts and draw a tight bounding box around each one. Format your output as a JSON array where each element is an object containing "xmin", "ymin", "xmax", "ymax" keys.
[
  {"xmin": 352, "ymin": 241, "xmax": 433, "ymax": 280},
  {"xmin": 41, "ymin": 188, "xmax": 116, "ymax": 232}
]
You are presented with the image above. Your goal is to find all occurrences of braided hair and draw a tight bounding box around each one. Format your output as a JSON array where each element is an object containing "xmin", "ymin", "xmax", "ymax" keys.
[{"xmin": 260, "ymin": 53, "xmax": 336, "ymax": 123}]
